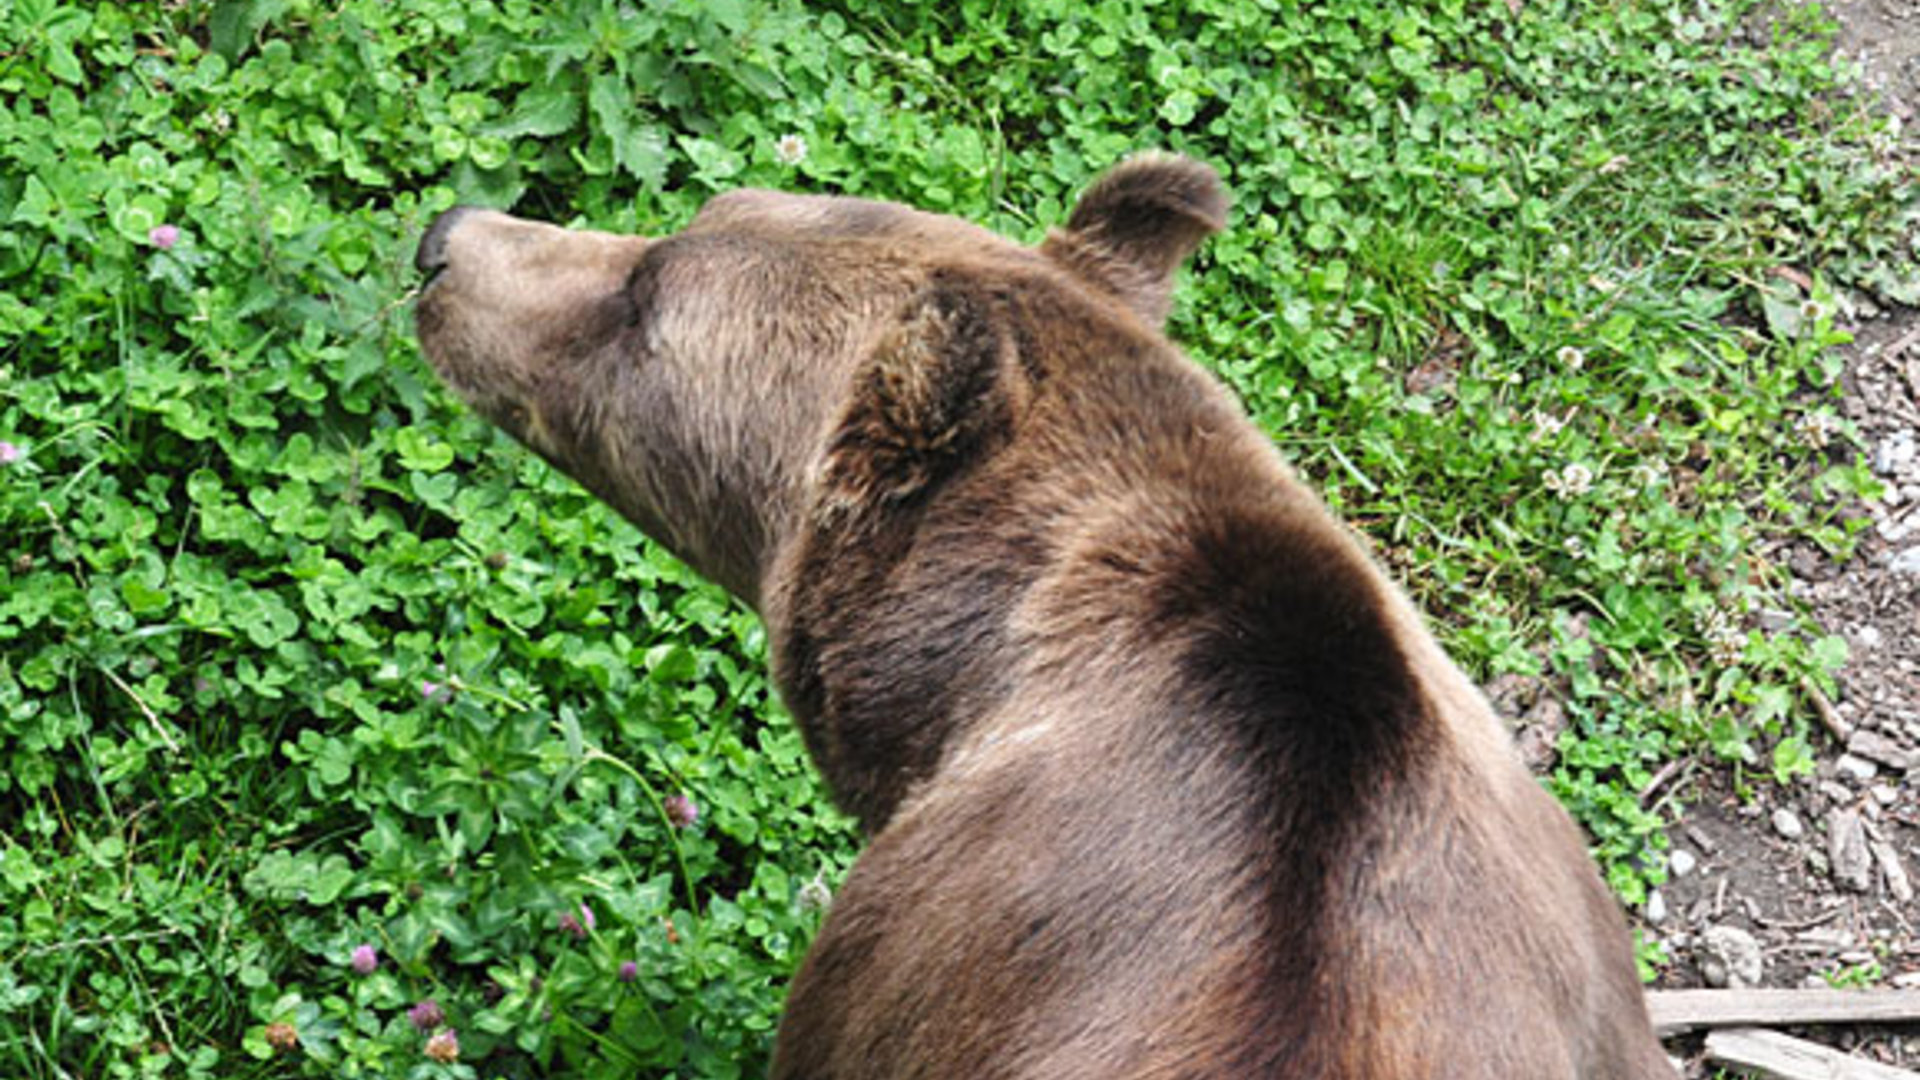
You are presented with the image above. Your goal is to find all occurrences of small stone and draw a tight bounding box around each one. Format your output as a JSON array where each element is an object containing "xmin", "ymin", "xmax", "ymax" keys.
[
  {"xmin": 1857, "ymin": 625, "xmax": 1885, "ymax": 650},
  {"xmin": 1848, "ymin": 728, "xmax": 1917, "ymax": 771},
  {"xmin": 1806, "ymin": 846, "xmax": 1831, "ymax": 877},
  {"xmin": 1645, "ymin": 889, "xmax": 1669, "ymax": 925},
  {"xmin": 1516, "ymin": 725, "xmax": 1558, "ymax": 772},
  {"xmin": 1772, "ymin": 808, "xmax": 1806, "ymax": 840},
  {"xmin": 1758, "ymin": 608, "xmax": 1794, "ymax": 632},
  {"xmin": 1888, "ymin": 548, "xmax": 1920, "ymax": 575},
  {"xmin": 1829, "ymin": 808, "xmax": 1874, "ymax": 892},
  {"xmin": 1872, "ymin": 784, "xmax": 1901, "ymax": 806},
  {"xmin": 1874, "ymin": 429, "xmax": 1917, "ymax": 476},
  {"xmin": 1698, "ymin": 924, "xmax": 1765, "ymax": 989},
  {"xmin": 1483, "ymin": 672, "xmax": 1541, "ymax": 718},
  {"xmin": 1872, "ymin": 841, "xmax": 1914, "ymax": 903},
  {"xmin": 1515, "ymin": 695, "xmax": 1569, "ymax": 772},
  {"xmin": 1669, "ymin": 849, "xmax": 1698, "ymax": 878},
  {"xmin": 1894, "ymin": 971, "xmax": 1920, "ymax": 990},
  {"xmin": 1836, "ymin": 754, "xmax": 1881, "ymax": 781}
]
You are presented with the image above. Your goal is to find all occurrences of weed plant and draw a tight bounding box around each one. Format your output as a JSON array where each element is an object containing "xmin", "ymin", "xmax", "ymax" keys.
[{"xmin": 1, "ymin": 0, "xmax": 1915, "ymax": 1076}]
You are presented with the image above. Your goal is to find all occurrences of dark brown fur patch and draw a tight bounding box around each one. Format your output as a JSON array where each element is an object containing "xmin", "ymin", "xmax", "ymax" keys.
[
  {"xmin": 817, "ymin": 279, "xmax": 1018, "ymax": 515},
  {"xmin": 1163, "ymin": 512, "xmax": 1436, "ymax": 1072},
  {"xmin": 778, "ymin": 276, "xmax": 1043, "ymax": 828}
]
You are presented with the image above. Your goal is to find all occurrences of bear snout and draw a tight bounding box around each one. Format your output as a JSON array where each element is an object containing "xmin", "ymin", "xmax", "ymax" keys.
[{"xmin": 410, "ymin": 208, "xmax": 649, "ymax": 304}]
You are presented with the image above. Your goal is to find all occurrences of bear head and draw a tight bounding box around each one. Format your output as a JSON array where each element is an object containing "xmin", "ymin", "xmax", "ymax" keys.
[{"xmin": 413, "ymin": 154, "xmax": 1227, "ymax": 609}]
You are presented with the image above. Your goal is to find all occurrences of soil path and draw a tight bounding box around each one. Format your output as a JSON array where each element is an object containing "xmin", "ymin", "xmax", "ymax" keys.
[{"xmin": 1626, "ymin": 5, "xmax": 1920, "ymax": 1069}]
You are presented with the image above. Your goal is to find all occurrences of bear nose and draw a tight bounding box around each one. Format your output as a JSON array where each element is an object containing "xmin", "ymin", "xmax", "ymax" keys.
[{"xmin": 416, "ymin": 205, "xmax": 481, "ymax": 275}]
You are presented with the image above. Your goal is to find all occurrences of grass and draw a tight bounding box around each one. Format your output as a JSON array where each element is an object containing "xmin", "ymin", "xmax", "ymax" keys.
[{"xmin": 0, "ymin": 0, "xmax": 1915, "ymax": 1076}]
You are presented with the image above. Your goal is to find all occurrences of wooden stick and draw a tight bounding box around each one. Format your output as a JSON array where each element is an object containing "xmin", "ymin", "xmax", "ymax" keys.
[
  {"xmin": 1703, "ymin": 1027, "xmax": 1920, "ymax": 1080},
  {"xmin": 1803, "ymin": 674, "xmax": 1854, "ymax": 743},
  {"xmin": 1638, "ymin": 756, "xmax": 1689, "ymax": 806},
  {"xmin": 1649, "ymin": 989, "xmax": 1920, "ymax": 1037},
  {"xmin": 1753, "ymin": 903, "xmax": 1848, "ymax": 932}
]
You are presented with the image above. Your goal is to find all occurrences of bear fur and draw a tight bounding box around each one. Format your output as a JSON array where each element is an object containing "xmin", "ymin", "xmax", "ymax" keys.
[{"xmin": 414, "ymin": 155, "xmax": 1675, "ymax": 1078}]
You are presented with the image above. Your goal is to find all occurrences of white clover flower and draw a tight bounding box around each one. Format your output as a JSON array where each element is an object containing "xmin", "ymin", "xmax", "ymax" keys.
[
  {"xmin": 1597, "ymin": 154, "xmax": 1630, "ymax": 175},
  {"xmin": 1628, "ymin": 460, "xmax": 1667, "ymax": 489},
  {"xmin": 1556, "ymin": 345, "xmax": 1586, "ymax": 371},
  {"xmin": 1793, "ymin": 411, "xmax": 1838, "ymax": 451},
  {"xmin": 1707, "ymin": 627, "xmax": 1745, "ymax": 666},
  {"xmin": 1563, "ymin": 535, "xmax": 1588, "ymax": 559},
  {"xmin": 1693, "ymin": 605, "xmax": 1747, "ymax": 665},
  {"xmin": 1544, "ymin": 462, "xmax": 1595, "ymax": 499},
  {"xmin": 774, "ymin": 133, "xmax": 808, "ymax": 166},
  {"xmin": 1529, "ymin": 410, "xmax": 1567, "ymax": 442},
  {"xmin": 1691, "ymin": 607, "xmax": 1727, "ymax": 637},
  {"xmin": 797, "ymin": 873, "xmax": 833, "ymax": 913}
]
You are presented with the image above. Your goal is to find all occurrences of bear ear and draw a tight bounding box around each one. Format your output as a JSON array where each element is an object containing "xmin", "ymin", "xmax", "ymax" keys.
[
  {"xmin": 1040, "ymin": 152, "xmax": 1229, "ymax": 327},
  {"xmin": 815, "ymin": 280, "xmax": 1018, "ymax": 520}
]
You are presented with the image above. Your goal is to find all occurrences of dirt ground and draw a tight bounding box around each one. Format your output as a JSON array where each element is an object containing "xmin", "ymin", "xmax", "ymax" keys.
[{"xmin": 1575, "ymin": 4, "xmax": 1920, "ymax": 1070}]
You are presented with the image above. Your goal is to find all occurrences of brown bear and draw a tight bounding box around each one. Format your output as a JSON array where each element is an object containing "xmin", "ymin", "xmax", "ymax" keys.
[{"xmin": 414, "ymin": 154, "xmax": 1676, "ymax": 1078}]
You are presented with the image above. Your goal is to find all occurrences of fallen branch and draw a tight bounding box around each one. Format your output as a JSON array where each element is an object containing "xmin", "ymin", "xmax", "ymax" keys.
[
  {"xmin": 1803, "ymin": 675, "xmax": 1854, "ymax": 744},
  {"xmin": 1638, "ymin": 756, "xmax": 1690, "ymax": 806},
  {"xmin": 1649, "ymin": 988, "xmax": 1920, "ymax": 1037},
  {"xmin": 1703, "ymin": 1027, "xmax": 1920, "ymax": 1080},
  {"xmin": 1753, "ymin": 904, "xmax": 1848, "ymax": 932}
]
